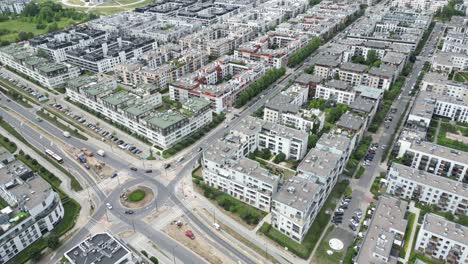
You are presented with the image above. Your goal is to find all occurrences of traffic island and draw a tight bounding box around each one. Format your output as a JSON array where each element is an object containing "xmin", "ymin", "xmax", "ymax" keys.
[{"xmin": 120, "ymin": 186, "xmax": 155, "ymax": 209}]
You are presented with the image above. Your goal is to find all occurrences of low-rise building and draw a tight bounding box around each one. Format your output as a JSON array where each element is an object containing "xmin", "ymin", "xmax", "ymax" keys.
[
  {"xmin": 415, "ymin": 214, "xmax": 468, "ymax": 263},
  {"xmin": 0, "ymin": 149, "xmax": 64, "ymax": 263},
  {"xmin": 66, "ymin": 76, "xmax": 212, "ymax": 149},
  {"xmin": 355, "ymin": 196, "xmax": 409, "ymax": 264},
  {"xmin": 421, "ymin": 72, "xmax": 468, "ymax": 102},
  {"xmin": 386, "ymin": 163, "xmax": 468, "ymax": 215},
  {"xmin": 64, "ymin": 232, "xmax": 136, "ymax": 264},
  {"xmin": 294, "ymin": 73, "xmax": 323, "ymax": 99},
  {"xmin": 0, "ymin": 44, "xmax": 80, "ymax": 88},
  {"xmin": 442, "ymin": 31, "xmax": 468, "ymax": 55}
]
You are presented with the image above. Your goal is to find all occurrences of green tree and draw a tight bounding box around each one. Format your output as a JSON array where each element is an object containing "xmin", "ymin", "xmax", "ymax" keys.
[
  {"xmin": 46, "ymin": 233, "xmax": 60, "ymax": 249},
  {"xmin": 307, "ymin": 134, "xmax": 318, "ymax": 149},
  {"xmin": 273, "ymin": 152, "xmax": 286, "ymax": 164},
  {"xmin": 326, "ymin": 107, "xmax": 344, "ymax": 124},
  {"xmin": 366, "ymin": 49, "xmax": 378, "ymax": 66}
]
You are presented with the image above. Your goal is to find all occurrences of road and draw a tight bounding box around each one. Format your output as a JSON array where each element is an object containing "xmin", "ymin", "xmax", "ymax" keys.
[
  {"xmin": 0, "ymin": 4, "xmax": 386, "ymax": 264},
  {"xmin": 335, "ymin": 21, "xmax": 445, "ymax": 241}
]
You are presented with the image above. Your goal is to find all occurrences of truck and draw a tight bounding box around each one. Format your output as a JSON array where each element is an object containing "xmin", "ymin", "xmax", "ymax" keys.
[
  {"xmin": 97, "ymin": 149, "xmax": 105, "ymax": 157},
  {"xmin": 62, "ymin": 131, "xmax": 71, "ymax": 138}
]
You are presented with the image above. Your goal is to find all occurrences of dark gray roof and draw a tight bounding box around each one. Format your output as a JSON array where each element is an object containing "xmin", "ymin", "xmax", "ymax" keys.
[{"xmin": 295, "ymin": 73, "xmax": 323, "ymax": 84}]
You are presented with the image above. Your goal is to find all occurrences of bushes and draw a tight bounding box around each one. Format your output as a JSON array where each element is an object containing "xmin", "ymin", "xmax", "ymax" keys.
[
  {"xmin": 194, "ymin": 181, "xmax": 266, "ymax": 225},
  {"xmin": 128, "ymin": 189, "xmax": 146, "ymax": 202},
  {"xmin": 273, "ymin": 152, "xmax": 286, "ymax": 164},
  {"xmin": 355, "ymin": 165, "xmax": 365, "ymax": 179},
  {"xmin": 234, "ymin": 67, "xmax": 286, "ymax": 108},
  {"xmin": 150, "ymin": 256, "xmax": 159, "ymax": 264},
  {"xmin": 400, "ymin": 213, "xmax": 416, "ymax": 258}
]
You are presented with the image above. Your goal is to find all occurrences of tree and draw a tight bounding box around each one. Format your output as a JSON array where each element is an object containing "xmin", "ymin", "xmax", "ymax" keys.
[
  {"xmin": 307, "ymin": 134, "xmax": 318, "ymax": 150},
  {"xmin": 273, "ymin": 152, "xmax": 286, "ymax": 164},
  {"xmin": 150, "ymin": 256, "xmax": 159, "ymax": 264},
  {"xmin": 47, "ymin": 22, "xmax": 58, "ymax": 33},
  {"xmin": 31, "ymin": 248, "xmax": 42, "ymax": 261},
  {"xmin": 351, "ymin": 55, "xmax": 366, "ymax": 64},
  {"xmin": 46, "ymin": 233, "xmax": 60, "ymax": 249},
  {"xmin": 326, "ymin": 107, "xmax": 344, "ymax": 124},
  {"xmin": 366, "ymin": 49, "xmax": 378, "ymax": 66}
]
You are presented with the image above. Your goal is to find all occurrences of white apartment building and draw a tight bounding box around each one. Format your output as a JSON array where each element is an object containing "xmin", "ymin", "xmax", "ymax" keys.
[
  {"xmin": 0, "ymin": 0, "xmax": 30, "ymax": 14},
  {"xmin": 315, "ymin": 80, "xmax": 356, "ymax": 105},
  {"xmin": 232, "ymin": 116, "xmax": 309, "ymax": 161},
  {"xmin": 271, "ymin": 177, "xmax": 325, "ymax": 242},
  {"xmin": 434, "ymin": 94, "xmax": 468, "ymax": 123},
  {"xmin": 387, "ymin": 163, "xmax": 468, "ymax": 215},
  {"xmin": 338, "ymin": 63, "xmax": 395, "ymax": 90},
  {"xmin": 0, "ymin": 44, "xmax": 80, "ymax": 88},
  {"xmin": 397, "ymin": 137, "xmax": 468, "ymax": 182},
  {"xmin": 442, "ymin": 32, "xmax": 468, "ymax": 55},
  {"xmin": 65, "ymin": 232, "xmax": 136, "ymax": 264},
  {"xmin": 313, "ymin": 54, "xmax": 341, "ymax": 79},
  {"xmin": 355, "ymin": 196, "xmax": 409, "ymax": 264},
  {"xmin": 202, "ymin": 139, "xmax": 280, "ymax": 212},
  {"xmin": 391, "ymin": 0, "xmax": 448, "ymax": 12},
  {"xmin": 415, "ymin": 214, "xmax": 468, "ymax": 264},
  {"xmin": 0, "ymin": 154, "xmax": 64, "ymax": 264},
  {"xmin": 66, "ymin": 76, "xmax": 212, "ymax": 149},
  {"xmin": 422, "ymin": 72, "xmax": 468, "ymax": 102},
  {"xmin": 432, "ymin": 51, "xmax": 468, "ymax": 73}
]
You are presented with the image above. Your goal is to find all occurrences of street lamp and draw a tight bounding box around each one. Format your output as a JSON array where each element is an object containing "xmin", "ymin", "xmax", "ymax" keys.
[{"xmin": 172, "ymin": 245, "xmax": 178, "ymax": 264}]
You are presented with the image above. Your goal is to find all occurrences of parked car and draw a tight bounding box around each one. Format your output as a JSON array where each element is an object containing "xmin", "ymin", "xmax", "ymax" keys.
[
  {"xmin": 185, "ymin": 230, "xmax": 195, "ymax": 240},
  {"xmin": 106, "ymin": 203, "xmax": 113, "ymax": 210},
  {"xmin": 125, "ymin": 210, "xmax": 134, "ymax": 215},
  {"xmin": 145, "ymin": 169, "xmax": 153, "ymax": 173},
  {"xmin": 130, "ymin": 167, "xmax": 137, "ymax": 171}
]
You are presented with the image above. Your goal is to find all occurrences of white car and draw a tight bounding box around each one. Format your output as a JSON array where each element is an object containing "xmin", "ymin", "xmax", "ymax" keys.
[{"xmin": 106, "ymin": 203, "xmax": 113, "ymax": 210}]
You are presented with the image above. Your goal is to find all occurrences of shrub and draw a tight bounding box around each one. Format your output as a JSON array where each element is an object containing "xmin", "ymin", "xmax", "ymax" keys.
[
  {"xmin": 150, "ymin": 256, "xmax": 159, "ymax": 264},
  {"xmin": 141, "ymin": 250, "xmax": 148, "ymax": 257},
  {"xmin": 128, "ymin": 189, "xmax": 146, "ymax": 202}
]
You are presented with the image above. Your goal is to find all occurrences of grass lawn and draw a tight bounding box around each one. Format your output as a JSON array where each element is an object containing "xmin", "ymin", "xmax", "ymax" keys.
[
  {"xmin": 0, "ymin": 17, "xmax": 80, "ymax": 42},
  {"xmin": 453, "ymin": 72, "xmax": 468, "ymax": 83},
  {"xmin": 399, "ymin": 212, "xmax": 416, "ymax": 258},
  {"xmin": 128, "ymin": 189, "xmax": 146, "ymax": 202},
  {"xmin": 313, "ymin": 226, "xmax": 345, "ymax": 264},
  {"xmin": 0, "ymin": 134, "xmax": 17, "ymax": 153},
  {"xmin": 436, "ymin": 122, "xmax": 468, "ymax": 153}
]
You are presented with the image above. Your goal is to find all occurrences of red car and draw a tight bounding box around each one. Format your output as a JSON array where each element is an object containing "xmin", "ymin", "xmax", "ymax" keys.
[{"xmin": 185, "ymin": 230, "xmax": 195, "ymax": 240}]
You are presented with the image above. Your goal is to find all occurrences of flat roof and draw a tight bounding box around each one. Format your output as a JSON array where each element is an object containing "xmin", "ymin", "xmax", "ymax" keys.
[
  {"xmin": 145, "ymin": 111, "xmax": 187, "ymax": 129},
  {"xmin": 273, "ymin": 177, "xmax": 322, "ymax": 212},
  {"xmin": 295, "ymin": 73, "xmax": 323, "ymax": 84},
  {"xmin": 65, "ymin": 232, "xmax": 130, "ymax": 264},
  {"xmin": 297, "ymin": 147, "xmax": 341, "ymax": 179},
  {"xmin": 390, "ymin": 163, "xmax": 468, "ymax": 198},
  {"xmin": 356, "ymin": 196, "xmax": 408, "ymax": 264},
  {"xmin": 409, "ymin": 91, "xmax": 436, "ymax": 120},
  {"xmin": 336, "ymin": 112, "xmax": 365, "ymax": 131},
  {"xmin": 316, "ymin": 132, "xmax": 352, "ymax": 154},
  {"xmin": 182, "ymin": 97, "xmax": 211, "ymax": 114},
  {"xmin": 354, "ymin": 84, "xmax": 384, "ymax": 100},
  {"xmin": 421, "ymin": 213, "xmax": 468, "ymax": 246},
  {"xmin": 103, "ymin": 91, "xmax": 132, "ymax": 106},
  {"xmin": 340, "ymin": 63, "xmax": 367, "ymax": 73},
  {"xmin": 349, "ymin": 96, "xmax": 376, "ymax": 114},
  {"xmin": 369, "ymin": 64, "xmax": 396, "ymax": 79},
  {"xmin": 265, "ymin": 94, "xmax": 300, "ymax": 114},
  {"xmin": 404, "ymin": 139, "xmax": 468, "ymax": 165}
]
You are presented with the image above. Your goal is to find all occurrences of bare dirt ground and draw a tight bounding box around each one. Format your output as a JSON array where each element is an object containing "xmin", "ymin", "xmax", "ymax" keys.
[
  {"xmin": 121, "ymin": 185, "xmax": 155, "ymax": 209},
  {"xmin": 163, "ymin": 220, "xmax": 234, "ymax": 264},
  {"xmin": 446, "ymin": 132, "xmax": 468, "ymax": 144}
]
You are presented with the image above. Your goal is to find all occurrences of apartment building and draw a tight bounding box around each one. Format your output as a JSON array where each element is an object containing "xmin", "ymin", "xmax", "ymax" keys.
[
  {"xmin": 442, "ymin": 31, "xmax": 468, "ymax": 55},
  {"xmin": 66, "ymin": 76, "xmax": 212, "ymax": 149},
  {"xmin": 397, "ymin": 137, "xmax": 468, "ymax": 183},
  {"xmin": 0, "ymin": 44, "xmax": 80, "ymax": 88},
  {"xmin": 0, "ymin": 0, "xmax": 30, "ymax": 14},
  {"xmin": 128, "ymin": 17, "xmax": 201, "ymax": 43},
  {"xmin": 434, "ymin": 93, "xmax": 468, "ymax": 123},
  {"xmin": 337, "ymin": 63, "xmax": 396, "ymax": 90},
  {"xmin": 115, "ymin": 47, "xmax": 210, "ymax": 88},
  {"xmin": 432, "ymin": 51, "xmax": 468, "ymax": 73},
  {"xmin": 297, "ymin": 137, "xmax": 350, "ymax": 197},
  {"xmin": 235, "ymin": 32, "xmax": 309, "ymax": 68},
  {"xmin": 387, "ymin": 163, "xmax": 468, "ymax": 215},
  {"xmin": 29, "ymin": 26, "xmax": 108, "ymax": 62},
  {"xmin": 232, "ymin": 116, "xmax": 309, "ymax": 161},
  {"xmin": 415, "ymin": 214, "xmax": 468, "ymax": 263},
  {"xmin": 179, "ymin": 24, "xmax": 255, "ymax": 57},
  {"xmin": 407, "ymin": 91, "xmax": 436, "ymax": 129},
  {"xmin": 271, "ymin": 177, "xmax": 325, "ymax": 242},
  {"xmin": 202, "ymin": 138, "xmax": 280, "ymax": 212},
  {"xmin": 336, "ymin": 112, "xmax": 366, "ymax": 148},
  {"xmin": 294, "ymin": 73, "xmax": 323, "ymax": 98},
  {"xmin": 315, "ymin": 80, "xmax": 356, "ymax": 105},
  {"xmin": 66, "ymin": 36, "xmax": 157, "ymax": 73},
  {"xmin": 0, "ymin": 149, "xmax": 64, "ymax": 264},
  {"xmin": 169, "ymin": 56, "xmax": 267, "ymax": 113},
  {"xmin": 355, "ymin": 196, "xmax": 409, "ymax": 264},
  {"xmin": 313, "ymin": 54, "xmax": 341, "ymax": 79},
  {"xmin": 391, "ymin": 0, "xmax": 448, "ymax": 12},
  {"xmin": 421, "ymin": 72, "xmax": 468, "ymax": 102},
  {"xmin": 64, "ymin": 232, "xmax": 136, "ymax": 264}
]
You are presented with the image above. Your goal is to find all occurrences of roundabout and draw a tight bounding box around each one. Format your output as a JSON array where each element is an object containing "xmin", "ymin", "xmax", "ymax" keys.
[{"xmin": 120, "ymin": 185, "xmax": 155, "ymax": 209}]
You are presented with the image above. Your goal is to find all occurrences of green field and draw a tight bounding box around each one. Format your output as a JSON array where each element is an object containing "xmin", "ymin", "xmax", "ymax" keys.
[
  {"xmin": 454, "ymin": 72, "xmax": 468, "ymax": 83},
  {"xmin": 0, "ymin": 17, "xmax": 80, "ymax": 42}
]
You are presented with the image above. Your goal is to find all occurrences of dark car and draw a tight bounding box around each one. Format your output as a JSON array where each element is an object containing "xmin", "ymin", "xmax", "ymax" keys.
[
  {"xmin": 130, "ymin": 167, "xmax": 137, "ymax": 171},
  {"xmin": 164, "ymin": 164, "xmax": 171, "ymax": 169},
  {"xmin": 334, "ymin": 212, "xmax": 344, "ymax": 216},
  {"xmin": 111, "ymin": 173, "xmax": 118, "ymax": 178},
  {"xmin": 145, "ymin": 169, "xmax": 152, "ymax": 173},
  {"xmin": 349, "ymin": 224, "xmax": 357, "ymax": 231},
  {"xmin": 124, "ymin": 210, "xmax": 134, "ymax": 215}
]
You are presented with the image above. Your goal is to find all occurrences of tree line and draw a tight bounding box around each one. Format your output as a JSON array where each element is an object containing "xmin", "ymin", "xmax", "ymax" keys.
[
  {"xmin": 234, "ymin": 67, "xmax": 286, "ymax": 108},
  {"xmin": 287, "ymin": 37, "xmax": 322, "ymax": 67}
]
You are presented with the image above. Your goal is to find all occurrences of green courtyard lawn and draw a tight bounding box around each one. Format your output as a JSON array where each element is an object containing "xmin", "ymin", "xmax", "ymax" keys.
[
  {"xmin": 453, "ymin": 72, "xmax": 468, "ymax": 83},
  {"xmin": 313, "ymin": 226, "xmax": 345, "ymax": 264},
  {"xmin": 128, "ymin": 189, "xmax": 146, "ymax": 202},
  {"xmin": 436, "ymin": 122, "xmax": 468, "ymax": 153}
]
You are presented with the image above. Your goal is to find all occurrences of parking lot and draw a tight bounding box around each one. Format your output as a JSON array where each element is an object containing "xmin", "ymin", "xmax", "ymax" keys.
[
  {"xmin": 51, "ymin": 103, "xmax": 144, "ymax": 156},
  {"xmin": 0, "ymin": 72, "xmax": 48, "ymax": 102}
]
